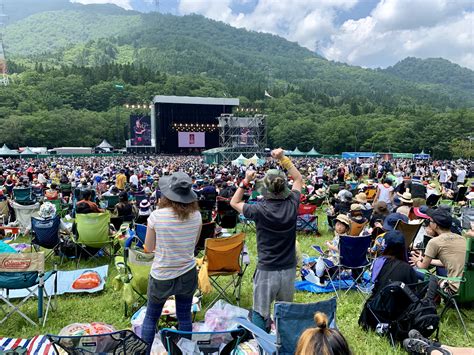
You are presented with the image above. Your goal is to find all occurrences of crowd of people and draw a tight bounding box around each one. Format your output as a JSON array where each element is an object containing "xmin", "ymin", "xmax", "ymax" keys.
[{"xmin": 0, "ymin": 153, "xmax": 473, "ymax": 354}]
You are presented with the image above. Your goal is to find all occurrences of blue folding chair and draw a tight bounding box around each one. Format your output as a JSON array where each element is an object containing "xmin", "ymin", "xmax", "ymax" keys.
[
  {"xmin": 0, "ymin": 252, "xmax": 57, "ymax": 327},
  {"xmin": 31, "ymin": 216, "xmax": 62, "ymax": 260},
  {"xmin": 134, "ymin": 223, "xmax": 147, "ymax": 249},
  {"xmin": 235, "ymin": 298, "xmax": 337, "ymax": 355}
]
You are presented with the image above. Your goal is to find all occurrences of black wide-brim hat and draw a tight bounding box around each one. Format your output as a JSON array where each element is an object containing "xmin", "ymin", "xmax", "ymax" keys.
[{"xmin": 159, "ymin": 171, "xmax": 197, "ymax": 204}]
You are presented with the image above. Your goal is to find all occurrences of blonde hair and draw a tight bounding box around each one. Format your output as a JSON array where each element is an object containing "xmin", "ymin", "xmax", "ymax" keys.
[{"xmin": 295, "ymin": 312, "xmax": 351, "ymax": 355}]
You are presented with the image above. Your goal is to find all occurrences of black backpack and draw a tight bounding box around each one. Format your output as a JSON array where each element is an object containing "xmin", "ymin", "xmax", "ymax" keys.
[{"xmin": 359, "ymin": 277, "xmax": 439, "ymax": 342}]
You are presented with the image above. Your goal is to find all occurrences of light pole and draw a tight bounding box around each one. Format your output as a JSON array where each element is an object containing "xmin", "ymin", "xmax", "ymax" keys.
[{"xmin": 115, "ymin": 84, "xmax": 124, "ymax": 148}]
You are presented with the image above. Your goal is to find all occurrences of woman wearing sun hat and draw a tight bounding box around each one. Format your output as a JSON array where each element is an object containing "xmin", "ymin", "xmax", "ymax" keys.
[{"xmin": 141, "ymin": 172, "xmax": 201, "ymax": 352}]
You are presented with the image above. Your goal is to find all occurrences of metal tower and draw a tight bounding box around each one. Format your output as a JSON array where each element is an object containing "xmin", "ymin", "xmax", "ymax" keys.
[{"xmin": 0, "ymin": 1, "xmax": 8, "ymax": 86}]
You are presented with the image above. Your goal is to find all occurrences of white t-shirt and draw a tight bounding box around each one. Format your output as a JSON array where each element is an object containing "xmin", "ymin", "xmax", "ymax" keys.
[
  {"xmin": 455, "ymin": 169, "xmax": 466, "ymax": 183},
  {"xmin": 439, "ymin": 170, "xmax": 448, "ymax": 183},
  {"xmin": 129, "ymin": 174, "xmax": 139, "ymax": 187}
]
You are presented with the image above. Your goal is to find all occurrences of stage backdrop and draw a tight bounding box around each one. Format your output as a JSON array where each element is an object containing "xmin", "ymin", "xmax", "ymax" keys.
[
  {"xmin": 130, "ymin": 115, "xmax": 152, "ymax": 146},
  {"xmin": 178, "ymin": 132, "xmax": 205, "ymax": 148}
]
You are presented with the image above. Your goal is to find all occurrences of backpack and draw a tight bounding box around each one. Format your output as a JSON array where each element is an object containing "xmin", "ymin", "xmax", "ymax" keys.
[{"xmin": 359, "ymin": 277, "xmax": 439, "ymax": 342}]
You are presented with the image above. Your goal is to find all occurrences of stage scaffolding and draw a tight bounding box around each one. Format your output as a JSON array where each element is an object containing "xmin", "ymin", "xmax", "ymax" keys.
[{"xmin": 213, "ymin": 114, "xmax": 267, "ymax": 163}]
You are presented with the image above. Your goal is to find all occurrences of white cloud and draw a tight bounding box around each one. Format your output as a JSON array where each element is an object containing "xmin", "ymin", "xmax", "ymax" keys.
[
  {"xmin": 71, "ymin": 0, "xmax": 133, "ymax": 10},
  {"xmin": 323, "ymin": 2, "xmax": 474, "ymax": 69}
]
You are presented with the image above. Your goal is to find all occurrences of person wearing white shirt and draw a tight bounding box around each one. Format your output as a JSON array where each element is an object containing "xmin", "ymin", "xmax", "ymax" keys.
[
  {"xmin": 455, "ymin": 166, "xmax": 466, "ymax": 188},
  {"xmin": 129, "ymin": 171, "xmax": 139, "ymax": 188}
]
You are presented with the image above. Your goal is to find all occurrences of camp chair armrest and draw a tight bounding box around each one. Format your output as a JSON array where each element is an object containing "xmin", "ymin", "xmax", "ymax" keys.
[
  {"xmin": 234, "ymin": 317, "xmax": 277, "ymax": 354},
  {"xmin": 241, "ymin": 245, "xmax": 250, "ymax": 265},
  {"xmin": 417, "ymin": 268, "xmax": 465, "ymax": 283}
]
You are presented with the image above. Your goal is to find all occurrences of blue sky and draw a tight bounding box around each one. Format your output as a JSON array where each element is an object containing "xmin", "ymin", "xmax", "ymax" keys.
[{"xmin": 71, "ymin": 0, "xmax": 474, "ymax": 69}]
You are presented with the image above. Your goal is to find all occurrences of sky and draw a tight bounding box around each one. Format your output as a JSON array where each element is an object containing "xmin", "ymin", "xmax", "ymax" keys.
[{"xmin": 70, "ymin": 0, "xmax": 474, "ymax": 69}]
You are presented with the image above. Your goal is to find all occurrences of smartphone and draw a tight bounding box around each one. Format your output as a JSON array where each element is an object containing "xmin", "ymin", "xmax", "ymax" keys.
[{"xmin": 312, "ymin": 245, "xmax": 324, "ymax": 256}]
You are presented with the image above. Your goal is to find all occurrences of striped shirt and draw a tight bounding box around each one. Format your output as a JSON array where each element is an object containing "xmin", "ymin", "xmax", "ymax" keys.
[{"xmin": 148, "ymin": 207, "xmax": 201, "ymax": 280}]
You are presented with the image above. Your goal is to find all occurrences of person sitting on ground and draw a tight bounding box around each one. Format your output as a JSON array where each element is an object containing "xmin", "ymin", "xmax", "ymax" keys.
[
  {"xmin": 141, "ymin": 172, "xmax": 201, "ymax": 353},
  {"xmin": 76, "ymin": 189, "xmax": 103, "ymax": 214},
  {"xmin": 409, "ymin": 209, "xmax": 466, "ymax": 294},
  {"xmin": 295, "ymin": 312, "xmax": 352, "ymax": 355},
  {"xmin": 114, "ymin": 191, "xmax": 137, "ymax": 219}
]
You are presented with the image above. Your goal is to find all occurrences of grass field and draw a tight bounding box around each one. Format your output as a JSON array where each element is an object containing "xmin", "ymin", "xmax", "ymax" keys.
[{"xmin": 1, "ymin": 210, "xmax": 472, "ymax": 354}]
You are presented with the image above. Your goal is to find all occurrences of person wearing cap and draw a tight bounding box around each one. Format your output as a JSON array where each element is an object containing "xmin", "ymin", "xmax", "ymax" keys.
[
  {"xmin": 230, "ymin": 148, "xmax": 302, "ymax": 332},
  {"xmin": 409, "ymin": 209, "xmax": 466, "ymax": 293},
  {"xmin": 142, "ymin": 172, "xmax": 201, "ymax": 351},
  {"xmin": 395, "ymin": 191, "xmax": 413, "ymax": 217},
  {"xmin": 136, "ymin": 199, "xmax": 152, "ymax": 224},
  {"xmin": 349, "ymin": 203, "xmax": 367, "ymax": 225}
]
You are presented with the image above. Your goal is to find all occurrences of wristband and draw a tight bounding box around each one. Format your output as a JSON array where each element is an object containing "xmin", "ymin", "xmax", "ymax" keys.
[
  {"xmin": 239, "ymin": 179, "xmax": 250, "ymax": 189},
  {"xmin": 279, "ymin": 156, "xmax": 294, "ymax": 170}
]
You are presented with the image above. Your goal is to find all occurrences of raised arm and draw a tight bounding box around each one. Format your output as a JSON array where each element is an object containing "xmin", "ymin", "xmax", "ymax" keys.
[
  {"xmin": 272, "ymin": 148, "xmax": 303, "ymax": 193},
  {"xmin": 230, "ymin": 170, "xmax": 256, "ymax": 214}
]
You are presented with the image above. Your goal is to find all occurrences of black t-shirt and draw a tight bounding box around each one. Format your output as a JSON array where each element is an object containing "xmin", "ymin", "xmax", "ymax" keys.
[
  {"xmin": 372, "ymin": 258, "xmax": 418, "ymax": 295},
  {"xmin": 243, "ymin": 190, "xmax": 300, "ymax": 271}
]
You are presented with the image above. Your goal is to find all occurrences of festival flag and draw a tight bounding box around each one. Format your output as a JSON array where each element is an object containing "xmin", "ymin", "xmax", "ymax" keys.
[{"xmin": 264, "ymin": 90, "xmax": 273, "ymax": 99}]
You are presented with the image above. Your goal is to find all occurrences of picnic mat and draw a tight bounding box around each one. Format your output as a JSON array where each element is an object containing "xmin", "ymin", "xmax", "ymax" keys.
[
  {"xmin": 0, "ymin": 265, "xmax": 108, "ymax": 299},
  {"xmin": 0, "ymin": 335, "xmax": 56, "ymax": 354},
  {"xmin": 295, "ymin": 272, "xmax": 372, "ymax": 294}
]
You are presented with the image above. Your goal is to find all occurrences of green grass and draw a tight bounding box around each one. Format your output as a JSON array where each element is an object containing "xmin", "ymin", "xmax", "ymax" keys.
[{"xmin": 0, "ymin": 211, "xmax": 472, "ymax": 354}]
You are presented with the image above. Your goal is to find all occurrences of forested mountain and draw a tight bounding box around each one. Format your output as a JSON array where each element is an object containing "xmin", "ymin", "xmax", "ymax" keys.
[
  {"xmin": 384, "ymin": 57, "xmax": 474, "ymax": 94},
  {"xmin": 1, "ymin": 5, "xmax": 473, "ymax": 158}
]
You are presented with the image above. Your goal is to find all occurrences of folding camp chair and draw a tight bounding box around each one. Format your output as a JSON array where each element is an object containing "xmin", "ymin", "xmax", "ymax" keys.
[
  {"xmin": 120, "ymin": 237, "xmax": 154, "ymax": 316},
  {"xmin": 438, "ymin": 199, "xmax": 454, "ymax": 210},
  {"xmin": 0, "ymin": 200, "xmax": 10, "ymax": 225},
  {"xmin": 361, "ymin": 208, "xmax": 373, "ymax": 220},
  {"xmin": 13, "ymin": 187, "xmax": 35, "ymax": 205},
  {"xmin": 202, "ymin": 233, "xmax": 249, "ymax": 309},
  {"xmin": 111, "ymin": 215, "xmax": 135, "ymax": 231},
  {"xmin": 296, "ymin": 204, "xmax": 318, "ymax": 234},
  {"xmin": 103, "ymin": 195, "xmax": 120, "ymax": 211},
  {"xmin": 133, "ymin": 223, "xmax": 147, "ymax": 249},
  {"xmin": 73, "ymin": 212, "xmax": 112, "ymax": 264},
  {"xmin": 198, "ymin": 199, "xmax": 216, "ymax": 223},
  {"xmin": 31, "ymin": 216, "xmax": 62, "ymax": 260},
  {"xmin": 160, "ymin": 327, "xmax": 247, "ymax": 355},
  {"xmin": 47, "ymin": 330, "xmax": 147, "ymax": 354},
  {"xmin": 395, "ymin": 220, "xmax": 422, "ymax": 251},
  {"xmin": 195, "ymin": 221, "xmax": 216, "ymax": 255},
  {"xmin": 324, "ymin": 235, "xmax": 372, "ymax": 297},
  {"xmin": 216, "ymin": 198, "xmax": 239, "ymax": 231},
  {"xmin": 349, "ymin": 221, "xmax": 367, "ymax": 236},
  {"xmin": 453, "ymin": 186, "xmax": 468, "ymax": 204},
  {"xmin": 0, "ymin": 252, "xmax": 57, "ymax": 327},
  {"xmin": 32, "ymin": 187, "xmax": 44, "ymax": 202},
  {"xmin": 426, "ymin": 194, "xmax": 441, "ymax": 207},
  {"xmin": 365, "ymin": 187, "xmax": 377, "ymax": 203},
  {"xmin": 235, "ymin": 298, "xmax": 337, "ymax": 355},
  {"xmin": 49, "ymin": 199, "xmax": 68, "ymax": 218},
  {"xmin": 59, "ymin": 183, "xmax": 72, "ymax": 201},
  {"xmin": 420, "ymin": 237, "xmax": 474, "ymax": 337},
  {"xmin": 11, "ymin": 200, "xmax": 40, "ymax": 231}
]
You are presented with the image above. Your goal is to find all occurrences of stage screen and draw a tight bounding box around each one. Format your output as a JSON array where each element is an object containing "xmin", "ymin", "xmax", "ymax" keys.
[
  {"xmin": 130, "ymin": 115, "xmax": 152, "ymax": 146},
  {"xmin": 178, "ymin": 132, "xmax": 205, "ymax": 148},
  {"xmin": 238, "ymin": 127, "xmax": 255, "ymax": 146}
]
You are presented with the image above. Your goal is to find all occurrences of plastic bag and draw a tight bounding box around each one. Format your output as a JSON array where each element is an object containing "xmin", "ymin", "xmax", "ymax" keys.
[
  {"xmin": 204, "ymin": 300, "xmax": 249, "ymax": 332},
  {"xmin": 72, "ymin": 271, "xmax": 102, "ymax": 290}
]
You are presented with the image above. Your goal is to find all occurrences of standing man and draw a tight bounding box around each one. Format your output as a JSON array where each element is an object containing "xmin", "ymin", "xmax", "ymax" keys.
[
  {"xmin": 116, "ymin": 169, "xmax": 127, "ymax": 191},
  {"xmin": 230, "ymin": 148, "xmax": 302, "ymax": 331}
]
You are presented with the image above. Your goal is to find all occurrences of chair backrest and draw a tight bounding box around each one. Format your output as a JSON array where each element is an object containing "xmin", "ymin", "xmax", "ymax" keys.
[
  {"xmin": 134, "ymin": 224, "xmax": 147, "ymax": 248},
  {"xmin": 275, "ymin": 298, "xmax": 337, "ymax": 355},
  {"xmin": 195, "ymin": 221, "xmax": 216, "ymax": 252},
  {"xmin": 395, "ymin": 220, "xmax": 422, "ymax": 250},
  {"xmin": 458, "ymin": 237, "xmax": 474, "ymax": 303},
  {"xmin": 298, "ymin": 204, "xmax": 317, "ymax": 216},
  {"xmin": 216, "ymin": 197, "xmax": 234, "ymax": 212},
  {"xmin": 103, "ymin": 195, "xmax": 120, "ymax": 209},
  {"xmin": 47, "ymin": 330, "xmax": 147, "ymax": 355},
  {"xmin": 31, "ymin": 216, "xmax": 61, "ymax": 248},
  {"xmin": 0, "ymin": 200, "xmax": 9, "ymax": 219},
  {"xmin": 349, "ymin": 221, "xmax": 367, "ymax": 236},
  {"xmin": 339, "ymin": 235, "xmax": 371, "ymax": 268},
  {"xmin": 76, "ymin": 212, "xmax": 111, "ymax": 247},
  {"xmin": 365, "ymin": 188, "xmax": 377, "ymax": 201},
  {"xmin": 426, "ymin": 194, "xmax": 441, "ymax": 207},
  {"xmin": 126, "ymin": 248, "xmax": 154, "ymax": 294},
  {"xmin": 205, "ymin": 233, "xmax": 245, "ymax": 273},
  {"xmin": 0, "ymin": 252, "xmax": 45, "ymax": 289},
  {"xmin": 361, "ymin": 208, "xmax": 373, "ymax": 220},
  {"xmin": 13, "ymin": 187, "xmax": 33, "ymax": 202},
  {"xmin": 453, "ymin": 186, "xmax": 468, "ymax": 203}
]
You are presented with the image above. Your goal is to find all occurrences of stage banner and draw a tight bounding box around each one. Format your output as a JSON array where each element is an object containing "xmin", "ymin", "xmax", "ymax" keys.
[
  {"xmin": 130, "ymin": 115, "xmax": 152, "ymax": 146},
  {"xmin": 178, "ymin": 132, "xmax": 205, "ymax": 148}
]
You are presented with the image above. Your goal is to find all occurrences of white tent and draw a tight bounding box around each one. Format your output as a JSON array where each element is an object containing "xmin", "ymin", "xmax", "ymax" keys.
[
  {"xmin": 231, "ymin": 154, "xmax": 248, "ymax": 166},
  {"xmin": 96, "ymin": 139, "xmax": 114, "ymax": 152}
]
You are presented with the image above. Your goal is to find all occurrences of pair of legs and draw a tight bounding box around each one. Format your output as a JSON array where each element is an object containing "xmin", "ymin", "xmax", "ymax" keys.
[
  {"xmin": 252, "ymin": 268, "xmax": 296, "ymax": 331},
  {"xmin": 141, "ymin": 267, "xmax": 197, "ymax": 353}
]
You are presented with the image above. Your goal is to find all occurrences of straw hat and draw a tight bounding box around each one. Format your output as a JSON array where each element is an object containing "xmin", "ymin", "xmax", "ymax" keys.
[
  {"xmin": 354, "ymin": 192, "xmax": 368, "ymax": 204},
  {"xmin": 350, "ymin": 203, "xmax": 363, "ymax": 211},
  {"xmin": 335, "ymin": 214, "xmax": 351, "ymax": 228},
  {"xmin": 398, "ymin": 191, "xmax": 413, "ymax": 204}
]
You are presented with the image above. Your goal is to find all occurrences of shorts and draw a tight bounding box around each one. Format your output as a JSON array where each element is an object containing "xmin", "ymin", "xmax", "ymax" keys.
[
  {"xmin": 147, "ymin": 267, "xmax": 197, "ymax": 304},
  {"xmin": 253, "ymin": 268, "xmax": 296, "ymax": 319}
]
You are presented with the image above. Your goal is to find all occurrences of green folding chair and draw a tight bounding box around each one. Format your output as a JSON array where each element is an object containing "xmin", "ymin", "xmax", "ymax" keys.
[
  {"xmin": 73, "ymin": 212, "xmax": 112, "ymax": 264},
  {"xmin": 103, "ymin": 195, "xmax": 120, "ymax": 210}
]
